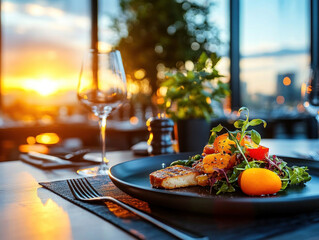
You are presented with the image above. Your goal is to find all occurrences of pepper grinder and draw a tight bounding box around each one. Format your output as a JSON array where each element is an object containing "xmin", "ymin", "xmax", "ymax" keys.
[{"xmin": 146, "ymin": 116, "xmax": 174, "ymax": 155}]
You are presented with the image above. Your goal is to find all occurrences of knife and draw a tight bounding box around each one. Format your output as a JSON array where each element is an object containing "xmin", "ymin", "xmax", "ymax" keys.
[{"xmin": 28, "ymin": 151, "xmax": 73, "ymax": 164}]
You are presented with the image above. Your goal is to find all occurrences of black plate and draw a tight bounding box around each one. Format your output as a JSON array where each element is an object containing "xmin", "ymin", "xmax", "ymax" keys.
[{"xmin": 109, "ymin": 153, "xmax": 319, "ymax": 215}]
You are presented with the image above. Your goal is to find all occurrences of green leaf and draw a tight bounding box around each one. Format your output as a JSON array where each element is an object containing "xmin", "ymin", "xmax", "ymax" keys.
[
  {"xmin": 229, "ymin": 144, "xmax": 238, "ymax": 154},
  {"xmin": 249, "ymin": 119, "xmax": 267, "ymax": 128},
  {"xmin": 278, "ymin": 161, "xmax": 287, "ymax": 170},
  {"xmin": 211, "ymin": 124, "xmax": 223, "ymax": 133},
  {"xmin": 238, "ymin": 106, "xmax": 249, "ymax": 114},
  {"xmin": 234, "ymin": 120, "xmax": 245, "ymax": 128},
  {"xmin": 199, "ymin": 71, "xmax": 211, "ymax": 78},
  {"xmin": 228, "ymin": 162, "xmax": 246, "ymax": 183},
  {"xmin": 159, "ymin": 50, "xmax": 230, "ymax": 121},
  {"xmin": 210, "ymin": 52, "xmax": 221, "ymax": 67},
  {"xmin": 170, "ymin": 159, "xmax": 187, "ymax": 166},
  {"xmin": 247, "ymin": 160, "xmax": 264, "ymax": 168},
  {"xmin": 186, "ymin": 71, "xmax": 195, "ymax": 80},
  {"xmin": 196, "ymin": 52, "xmax": 208, "ymax": 71},
  {"xmin": 280, "ymin": 169, "xmax": 290, "ymax": 190},
  {"xmin": 208, "ymin": 134, "xmax": 216, "ymax": 144},
  {"xmin": 251, "ymin": 129, "xmax": 261, "ymax": 145},
  {"xmin": 208, "ymin": 124, "xmax": 224, "ymax": 144},
  {"xmin": 227, "ymin": 130, "xmax": 238, "ymax": 141},
  {"xmin": 289, "ymin": 166, "xmax": 312, "ymax": 185},
  {"xmin": 281, "ymin": 180, "xmax": 289, "ymax": 190},
  {"xmin": 215, "ymin": 181, "xmax": 236, "ymax": 195},
  {"xmin": 170, "ymin": 155, "xmax": 201, "ymax": 167}
]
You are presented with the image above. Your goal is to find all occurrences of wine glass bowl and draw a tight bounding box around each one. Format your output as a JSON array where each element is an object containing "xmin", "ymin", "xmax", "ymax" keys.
[{"xmin": 77, "ymin": 50, "xmax": 127, "ymax": 176}]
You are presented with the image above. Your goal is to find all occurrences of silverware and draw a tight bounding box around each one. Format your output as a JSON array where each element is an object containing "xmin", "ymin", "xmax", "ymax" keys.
[
  {"xmin": 28, "ymin": 151, "xmax": 73, "ymax": 164},
  {"xmin": 28, "ymin": 149, "xmax": 90, "ymax": 164},
  {"xmin": 67, "ymin": 178, "xmax": 208, "ymax": 240},
  {"xmin": 63, "ymin": 149, "xmax": 90, "ymax": 161}
]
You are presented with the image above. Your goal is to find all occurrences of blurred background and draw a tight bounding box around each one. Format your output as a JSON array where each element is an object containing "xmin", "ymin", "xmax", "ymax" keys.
[{"xmin": 0, "ymin": 0, "xmax": 317, "ymax": 160}]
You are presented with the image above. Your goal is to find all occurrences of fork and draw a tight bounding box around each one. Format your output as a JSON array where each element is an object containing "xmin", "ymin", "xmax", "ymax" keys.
[{"xmin": 67, "ymin": 178, "xmax": 208, "ymax": 240}]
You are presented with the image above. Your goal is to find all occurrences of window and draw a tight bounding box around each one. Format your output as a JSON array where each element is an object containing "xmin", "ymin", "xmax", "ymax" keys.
[
  {"xmin": 2, "ymin": 0, "xmax": 90, "ymax": 124},
  {"xmin": 239, "ymin": 0, "xmax": 311, "ymax": 115}
]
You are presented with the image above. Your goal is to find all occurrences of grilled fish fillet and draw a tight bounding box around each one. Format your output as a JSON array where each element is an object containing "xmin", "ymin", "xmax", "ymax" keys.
[{"xmin": 150, "ymin": 165, "xmax": 200, "ymax": 189}]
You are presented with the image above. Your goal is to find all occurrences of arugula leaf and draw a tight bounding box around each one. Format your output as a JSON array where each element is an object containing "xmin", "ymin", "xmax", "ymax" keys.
[
  {"xmin": 280, "ymin": 169, "xmax": 290, "ymax": 190},
  {"xmin": 228, "ymin": 161, "xmax": 247, "ymax": 183},
  {"xmin": 170, "ymin": 154, "xmax": 202, "ymax": 167},
  {"xmin": 247, "ymin": 160, "xmax": 264, "ymax": 168},
  {"xmin": 215, "ymin": 181, "xmax": 236, "ymax": 195},
  {"xmin": 288, "ymin": 166, "xmax": 312, "ymax": 185},
  {"xmin": 195, "ymin": 153, "xmax": 312, "ymax": 195},
  {"xmin": 278, "ymin": 161, "xmax": 287, "ymax": 171}
]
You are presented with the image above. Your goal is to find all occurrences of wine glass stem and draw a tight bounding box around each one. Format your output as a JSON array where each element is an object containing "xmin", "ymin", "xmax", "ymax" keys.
[{"xmin": 99, "ymin": 116, "xmax": 108, "ymax": 171}]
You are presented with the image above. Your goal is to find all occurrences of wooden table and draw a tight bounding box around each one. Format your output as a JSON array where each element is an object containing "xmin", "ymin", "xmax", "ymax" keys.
[{"xmin": 1, "ymin": 139, "xmax": 319, "ymax": 240}]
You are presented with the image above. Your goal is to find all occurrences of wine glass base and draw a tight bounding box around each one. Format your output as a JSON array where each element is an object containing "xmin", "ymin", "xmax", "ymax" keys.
[{"xmin": 77, "ymin": 166, "xmax": 109, "ymax": 176}]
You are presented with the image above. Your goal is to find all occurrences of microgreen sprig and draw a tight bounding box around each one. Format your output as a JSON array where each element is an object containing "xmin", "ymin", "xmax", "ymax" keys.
[
  {"xmin": 208, "ymin": 107, "xmax": 267, "ymax": 167},
  {"xmin": 233, "ymin": 107, "xmax": 267, "ymax": 145}
]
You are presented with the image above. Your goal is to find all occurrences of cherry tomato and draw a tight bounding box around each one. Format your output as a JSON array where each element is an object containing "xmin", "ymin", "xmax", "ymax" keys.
[
  {"xmin": 246, "ymin": 145, "xmax": 269, "ymax": 160},
  {"xmin": 203, "ymin": 144, "xmax": 215, "ymax": 154}
]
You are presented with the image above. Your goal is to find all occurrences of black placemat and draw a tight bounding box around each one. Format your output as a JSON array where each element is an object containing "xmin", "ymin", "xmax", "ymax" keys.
[{"xmin": 39, "ymin": 176, "xmax": 319, "ymax": 240}]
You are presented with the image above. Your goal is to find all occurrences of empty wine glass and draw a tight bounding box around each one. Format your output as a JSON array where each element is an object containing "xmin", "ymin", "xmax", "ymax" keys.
[
  {"xmin": 303, "ymin": 67, "xmax": 319, "ymax": 135},
  {"xmin": 77, "ymin": 50, "xmax": 127, "ymax": 176}
]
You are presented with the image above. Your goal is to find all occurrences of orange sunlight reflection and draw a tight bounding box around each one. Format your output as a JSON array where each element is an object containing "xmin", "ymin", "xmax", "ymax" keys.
[
  {"xmin": 2, "ymin": 172, "xmax": 72, "ymax": 239},
  {"xmin": 36, "ymin": 133, "xmax": 60, "ymax": 145},
  {"xmin": 19, "ymin": 144, "xmax": 49, "ymax": 153}
]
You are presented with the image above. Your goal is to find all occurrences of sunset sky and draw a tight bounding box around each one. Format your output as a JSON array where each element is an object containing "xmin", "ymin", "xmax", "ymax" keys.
[
  {"xmin": 2, "ymin": 0, "xmax": 91, "ymax": 96},
  {"xmin": 1, "ymin": 0, "xmax": 310, "ymax": 104}
]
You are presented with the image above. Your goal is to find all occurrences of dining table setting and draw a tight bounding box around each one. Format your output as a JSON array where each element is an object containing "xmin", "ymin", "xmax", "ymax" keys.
[
  {"xmin": 0, "ymin": 138, "xmax": 319, "ymax": 240},
  {"xmin": 2, "ymin": 0, "xmax": 319, "ymax": 239}
]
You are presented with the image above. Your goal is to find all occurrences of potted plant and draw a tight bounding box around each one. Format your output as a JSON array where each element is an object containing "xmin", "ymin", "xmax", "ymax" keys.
[{"xmin": 160, "ymin": 52, "xmax": 230, "ymax": 152}]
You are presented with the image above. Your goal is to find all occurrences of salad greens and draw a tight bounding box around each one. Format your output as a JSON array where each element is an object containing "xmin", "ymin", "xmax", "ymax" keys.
[
  {"xmin": 172, "ymin": 154, "xmax": 311, "ymax": 194},
  {"xmin": 170, "ymin": 154, "xmax": 201, "ymax": 167},
  {"xmin": 213, "ymin": 156, "xmax": 311, "ymax": 194}
]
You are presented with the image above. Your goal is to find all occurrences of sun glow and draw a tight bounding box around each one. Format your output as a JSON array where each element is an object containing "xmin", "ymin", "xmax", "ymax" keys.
[{"xmin": 22, "ymin": 78, "xmax": 59, "ymax": 96}]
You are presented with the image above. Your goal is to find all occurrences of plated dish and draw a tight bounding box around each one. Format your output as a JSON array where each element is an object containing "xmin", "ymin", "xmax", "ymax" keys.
[
  {"xmin": 150, "ymin": 107, "xmax": 311, "ymax": 196},
  {"xmin": 109, "ymin": 154, "xmax": 319, "ymax": 215},
  {"xmin": 109, "ymin": 107, "xmax": 316, "ymax": 215}
]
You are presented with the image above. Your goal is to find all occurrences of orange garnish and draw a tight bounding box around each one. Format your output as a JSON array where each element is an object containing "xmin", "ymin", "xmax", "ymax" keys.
[
  {"xmin": 213, "ymin": 134, "xmax": 234, "ymax": 154},
  {"xmin": 203, "ymin": 153, "xmax": 235, "ymax": 173},
  {"xmin": 239, "ymin": 168, "xmax": 282, "ymax": 196}
]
